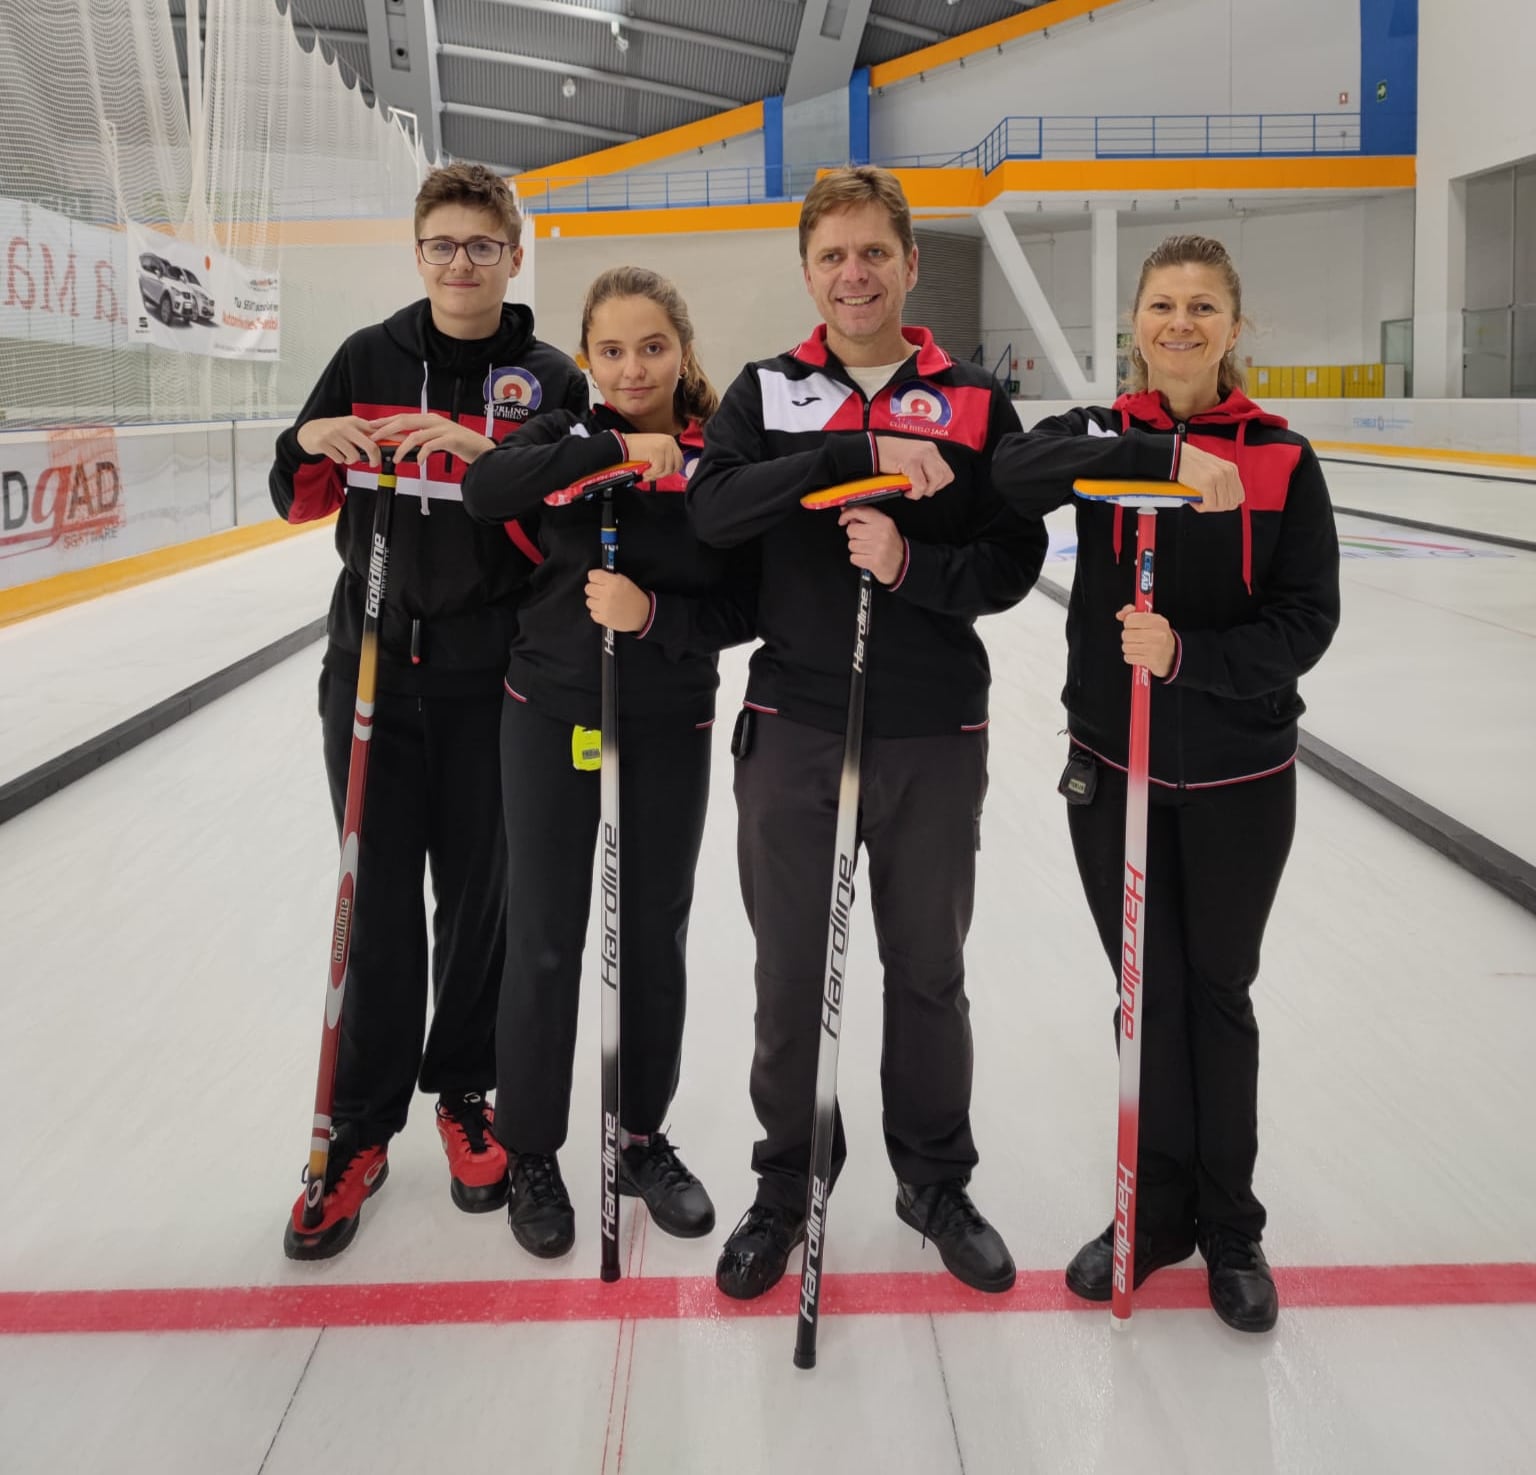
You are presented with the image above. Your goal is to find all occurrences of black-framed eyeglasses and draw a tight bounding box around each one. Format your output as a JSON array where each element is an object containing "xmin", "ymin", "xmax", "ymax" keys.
[{"xmin": 417, "ymin": 236, "xmax": 511, "ymax": 266}]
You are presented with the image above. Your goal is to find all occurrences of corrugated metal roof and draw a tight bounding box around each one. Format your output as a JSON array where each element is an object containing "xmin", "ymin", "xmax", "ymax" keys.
[
  {"xmin": 869, "ymin": 0, "xmax": 1035, "ymax": 31},
  {"xmin": 277, "ymin": 0, "xmax": 369, "ymax": 31},
  {"xmin": 437, "ymin": 0, "xmax": 784, "ymax": 100},
  {"xmin": 636, "ymin": 0, "xmax": 802, "ymax": 52},
  {"xmin": 440, "ymin": 53, "xmax": 714, "ymax": 136},
  {"xmin": 176, "ymin": 0, "xmax": 1062, "ymax": 173},
  {"xmin": 441, "ymin": 112, "xmax": 613, "ymax": 173},
  {"xmin": 856, "ymin": 26, "xmax": 916, "ymax": 68},
  {"xmin": 859, "ymin": 0, "xmax": 1049, "ymax": 71}
]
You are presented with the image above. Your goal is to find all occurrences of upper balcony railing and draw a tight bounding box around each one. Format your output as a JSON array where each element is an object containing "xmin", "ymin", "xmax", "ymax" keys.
[
  {"xmin": 513, "ymin": 111, "xmax": 1365, "ymax": 214},
  {"xmin": 971, "ymin": 112, "xmax": 1363, "ymax": 171}
]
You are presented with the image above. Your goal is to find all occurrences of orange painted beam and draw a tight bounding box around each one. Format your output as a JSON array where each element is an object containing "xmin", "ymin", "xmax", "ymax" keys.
[
  {"xmin": 986, "ymin": 155, "xmax": 1417, "ymax": 195},
  {"xmin": 535, "ymin": 202, "xmax": 801, "ymax": 239},
  {"xmin": 512, "ymin": 102, "xmax": 765, "ymax": 197},
  {"xmin": 525, "ymin": 158, "xmax": 1414, "ymax": 240},
  {"xmin": 888, "ymin": 168, "xmax": 983, "ymax": 209},
  {"xmin": 870, "ymin": 0, "xmax": 1132, "ymax": 88}
]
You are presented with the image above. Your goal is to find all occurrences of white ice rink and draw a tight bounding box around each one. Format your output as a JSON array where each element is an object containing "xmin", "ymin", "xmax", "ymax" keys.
[{"xmin": 1, "ymin": 461, "xmax": 1534, "ymax": 1474}]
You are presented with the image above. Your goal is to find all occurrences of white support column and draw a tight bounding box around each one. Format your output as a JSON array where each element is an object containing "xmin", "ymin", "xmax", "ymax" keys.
[
  {"xmin": 1413, "ymin": 174, "xmax": 1465, "ymax": 399},
  {"xmin": 978, "ymin": 207, "xmax": 1093, "ymax": 401},
  {"xmin": 1091, "ymin": 208, "xmax": 1119, "ymax": 401}
]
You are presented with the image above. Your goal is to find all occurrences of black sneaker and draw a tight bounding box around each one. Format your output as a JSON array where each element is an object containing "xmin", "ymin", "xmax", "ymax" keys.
[
  {"xmin": 1064, "ymin": 1222, "xmax": 1197, "ymax": 1302},
  {"xmin": 506, "ymin": 1152, "xmax": 574, "ymax": 1259},
  {"xmin": 895, "ymin": 1180, "xmax": 1016, "ymax": 1293},
  {"xmin": 715, "ymin": 1202, "xmax": 805, "ymax": 1300},
  {"xmin": 1201, "ymin": 1227, "xmax": 1278, "ymax": 1333},
  {"xmin": 618, "ymin": 1132, "xmax": 715, "ymax": 1238}
]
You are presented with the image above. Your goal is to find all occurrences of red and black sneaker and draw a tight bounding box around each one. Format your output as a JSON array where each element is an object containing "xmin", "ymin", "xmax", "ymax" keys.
[
  {"xmin": 282, "ymin": 1124, "xmax": 389, "ymax": 1262},
  {"xmin": 436, "ymin": 1092, "xmax": 509, "ymax": 1213}
]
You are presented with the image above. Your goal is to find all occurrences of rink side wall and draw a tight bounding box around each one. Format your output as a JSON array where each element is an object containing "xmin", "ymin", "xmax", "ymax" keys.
[
  {"xmin": 4, "ymin": 397, "xmax": 1534, "ymax": 599},
  {"xmin": 1015, "ymin": 397, "xmax": 1536, "ymax": 461},
  {"xmin": 0, "ymin": 420, "xmax": 284, "ymax": 593}
]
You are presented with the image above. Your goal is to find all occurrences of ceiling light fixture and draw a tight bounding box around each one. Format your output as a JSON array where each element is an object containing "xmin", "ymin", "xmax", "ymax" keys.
[
  {"xmin": 611, "ymin": 19, "xmax": 629, "ymax": 52},
  {"xmin": 561, "ymin": 76, "xmax": 576, "ymax": 98}
]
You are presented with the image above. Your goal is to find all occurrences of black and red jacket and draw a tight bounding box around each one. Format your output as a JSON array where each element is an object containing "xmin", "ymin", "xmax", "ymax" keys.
[
  {"xmin": 687, "ymin": 325, "xmax": 1045, "ymax": 737},
  {"xmin": 991, "ymin": 389, "xmax": 1341, "ymax": 786},
  {"xmin": 461, "ymin": 402, "xmax": 756, "ymax": 729},
  {"xmin": 270, "ymin": 299, "xmax": 588, "ymax": 695}
]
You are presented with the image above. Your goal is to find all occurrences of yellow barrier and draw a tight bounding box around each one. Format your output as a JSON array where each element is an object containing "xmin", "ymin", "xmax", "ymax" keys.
[{"xmin": 1246, "ymin": 363, "xmax": 1386, "ymax": 398}]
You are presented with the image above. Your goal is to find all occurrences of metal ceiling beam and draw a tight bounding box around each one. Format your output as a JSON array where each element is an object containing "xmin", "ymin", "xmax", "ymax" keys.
[
  {"xmin": 473, "ymin": 0, "xmax": 791, "ymax": 64},
  {"xmin": 865, "ymin": 13, "xmax": 943, "ymax": 42},
  {"xmin": 441, "ymin": 100, "xmax": 638, "ymax": 144},
  {"xmin": 439, "ymin": 42, "xmax": 739, "ymax": 111},
  {"xmin": 359, "ymin": 0, "xmax": 443, "ymax": 160},
  {"xmin": 786, "ymin": 0, "xmax": 875, "ymax": 103}
]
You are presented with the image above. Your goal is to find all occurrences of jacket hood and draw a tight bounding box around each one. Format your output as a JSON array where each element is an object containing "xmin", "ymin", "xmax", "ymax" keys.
[
  {"xmin": 1113, "ymin": 387, "xmax": 1289, "ymax": 432},
  {"xmin": 1107, "ymin": 389, "xmax": 1290, "ymax": 595}
]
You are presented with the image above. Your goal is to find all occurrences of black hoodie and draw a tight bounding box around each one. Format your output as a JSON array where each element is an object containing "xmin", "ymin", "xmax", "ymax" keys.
[
  {"xmin": 462, "ymin": 402, "xmax": 757, "ymax": 729},
  {"xmin": 991, "ymin": 389, "xmax": 1340, "ymax": 786},
  {"xmin": 270, "ymin": 299, "xmax": 588, "ymax": 695}
]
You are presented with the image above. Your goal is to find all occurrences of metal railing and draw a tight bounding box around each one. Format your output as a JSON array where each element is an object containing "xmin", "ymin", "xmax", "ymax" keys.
[
  {"xmin": 973, "ymin": 112, "xmax": 1362, "ymax": 170},
  {"xmin": 515, "ymin": 110, "xmax": 1365, "ymax": 214}
]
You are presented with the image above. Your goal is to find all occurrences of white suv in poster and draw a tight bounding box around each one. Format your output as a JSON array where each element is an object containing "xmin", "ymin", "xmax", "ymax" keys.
[
  {"xmin": 138, "ymin": 252, "xmax": 215, "ymax": 327},
  {"xmin": 127, "ymin": 224, "xmax": 280, "ymax": 360}
]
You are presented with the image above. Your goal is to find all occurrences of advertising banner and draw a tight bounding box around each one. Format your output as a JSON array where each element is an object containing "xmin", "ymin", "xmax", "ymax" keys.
[
  {"xmin": 0, "ymin": 197, "xmax": 133, "ymax": 353},
  {"xmin": 126, "ymin": 223, "xmax": 280, "ymax": 360},
  {"xmin": 0, "ymin": 197, "xmax": 280, "ymax": 362},
  {"xmin": 0, "ymin": 422, "xmax": 236, "ymax": 589}
]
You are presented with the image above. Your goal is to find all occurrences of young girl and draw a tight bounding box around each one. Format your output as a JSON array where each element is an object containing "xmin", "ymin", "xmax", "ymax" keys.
[
  {"xmin": 991, "ymin": 235, "xmax": 1340, "ymax": 1332},
  {"xmin": 461, "ymin": 266, "xmax": 754, "ymax": 1260}
]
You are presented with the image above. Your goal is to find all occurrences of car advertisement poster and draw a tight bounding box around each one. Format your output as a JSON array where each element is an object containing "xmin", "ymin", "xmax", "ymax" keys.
[{"xmin": 126, "ymin": 223, "xmax": 280, "ymax": 361}]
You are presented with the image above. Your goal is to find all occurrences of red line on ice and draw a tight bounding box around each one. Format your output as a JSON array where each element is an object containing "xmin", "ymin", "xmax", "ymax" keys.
[{"xmin": 3, "ymin": 1263, "xmax": 1534, "ymax": 1336}]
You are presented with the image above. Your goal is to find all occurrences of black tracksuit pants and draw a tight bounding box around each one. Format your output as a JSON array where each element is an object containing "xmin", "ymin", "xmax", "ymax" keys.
[
  {"xmin": 1065, "ymin": 753, "xmax": 1297, "ymax": 1242},
  {"xmin": 319, "ymin": 666, "xmax": 505, "ymax": 1142},
  {"xmin": 493, "ymin": 695, "xmax": 712, "ymax": 1156},
  {"xmin": 734, "ymin": 712, "xmax": 988, "ymax": 1216}
]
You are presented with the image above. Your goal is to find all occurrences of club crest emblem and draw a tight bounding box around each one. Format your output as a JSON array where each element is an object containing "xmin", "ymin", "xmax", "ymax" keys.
[
  {"xmin": 888, "ymin": 382, "xmax": 952, "ymax": 426},
  {"xmin": 484, "ymin": 367, "xmax": 543, "ymax": 421}
]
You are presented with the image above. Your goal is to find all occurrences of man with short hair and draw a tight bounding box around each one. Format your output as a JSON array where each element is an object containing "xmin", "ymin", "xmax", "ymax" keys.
[
  {"xmin": 689, "ymin": 166, "xmax": 1046, "ymax": 1298},
  {"xmin": 271, "ymin": 162, "xmax": 587, "ymax": 1259}
]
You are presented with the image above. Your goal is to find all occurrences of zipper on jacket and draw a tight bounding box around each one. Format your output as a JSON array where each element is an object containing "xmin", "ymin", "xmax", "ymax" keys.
[
  {"xmin": 446, "ymin": 374, "xmax": 463, "ymax": 476},
  {"xmin": 1173, "ymin": 420, "xmax": 1187, "ymax": 790}
]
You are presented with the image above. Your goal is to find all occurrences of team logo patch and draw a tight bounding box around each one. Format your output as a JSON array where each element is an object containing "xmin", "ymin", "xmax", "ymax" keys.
[
  {"xmin": 682, "ymin": 448, "xmax": 700, "ymax": 480},
  {"xmin": 888, "ymin": 382, "xmax": 952, "ymax": 427},
  {"xmin": 484, "ymin": 367, "xmax": 543, "ymax": 421}
]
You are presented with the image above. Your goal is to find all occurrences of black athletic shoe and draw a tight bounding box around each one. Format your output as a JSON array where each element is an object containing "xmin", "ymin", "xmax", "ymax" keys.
[
  {"xmin": 1064, "ymin": 1222, "xmax": 1197, "ymax": 1301},
  {"xmin": 1201, "ymin": 1227, "xmax": 1279, "ymax": 1333},
  {"xmin": 896, "ymin": 1180, "xmax": 1016, "ymax": 1293},
  {"xmin": 715, "ymin": 1202, "xmax": 805, "ymax": 1300},
  {"xmin": 618, "ymin": 1132, "xmax": 715, "ymax": 1238},
  {"xmin": 506, "ymin": 1152, "xmax": 575, "ymax": 1259}
]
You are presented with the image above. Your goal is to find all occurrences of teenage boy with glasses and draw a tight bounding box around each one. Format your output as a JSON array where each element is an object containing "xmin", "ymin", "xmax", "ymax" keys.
[{"xmin": 272, "ymin": 162, "xmax": 587, "ymax": 1260}]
